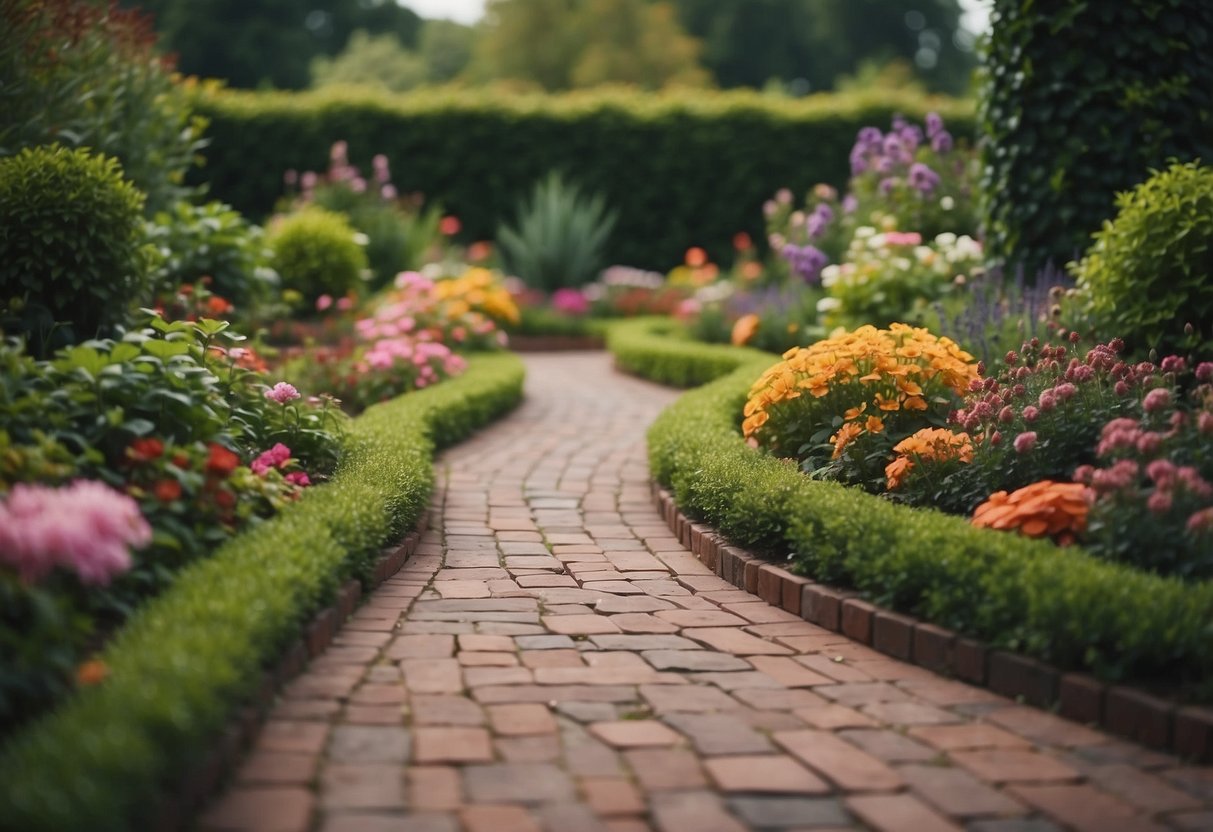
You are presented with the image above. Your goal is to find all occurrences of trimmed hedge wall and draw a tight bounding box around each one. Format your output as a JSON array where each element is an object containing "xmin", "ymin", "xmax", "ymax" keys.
[
  {"xmin": 0, "ymin": 352, "xmax": 525, "ymax": 832},
  {"xmin": 191, "ymin": 87, "xmax": 974, "ymax": 271},
  {"xmin": 607, "ymin": 317, "xmax": 774, "ymax": 387},
  {"xmin": 611, "ymin": 321, "xmax": 1213, "ymax": 692}
]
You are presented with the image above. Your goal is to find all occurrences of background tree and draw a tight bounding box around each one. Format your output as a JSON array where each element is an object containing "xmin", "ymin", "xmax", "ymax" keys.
[
  {"xmin": 125, "ymin": 0, "xmax": 422, "ymax": 89},
  {"xmin": 311, "ymin": 30, "xmax": 428, "ymax": 92}
]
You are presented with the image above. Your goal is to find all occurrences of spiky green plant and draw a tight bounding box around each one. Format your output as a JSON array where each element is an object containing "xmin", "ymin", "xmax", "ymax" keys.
[{"xmin": 496, "ymin": 171, "xmax": 617, "ymax": 292}]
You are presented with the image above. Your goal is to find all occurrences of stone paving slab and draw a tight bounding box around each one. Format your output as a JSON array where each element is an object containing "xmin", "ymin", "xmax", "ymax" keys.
[{"xmin": 200, "ymin": 353, "xmax": 1213, "ymax": 832}]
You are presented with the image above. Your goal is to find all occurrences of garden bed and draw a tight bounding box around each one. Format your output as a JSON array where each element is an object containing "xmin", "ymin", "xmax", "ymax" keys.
[
  {"xmin": 0, "ymin": 353, "xmax": 524, "ymax": 832},
  {"xmin": 611, "ymin": 318, "xmax": 1213, "ymax": 759}
]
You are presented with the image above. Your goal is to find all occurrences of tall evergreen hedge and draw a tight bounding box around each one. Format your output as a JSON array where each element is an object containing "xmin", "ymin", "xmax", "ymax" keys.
[
  {"xmin": 979, "ymin": 0, "xmax": 1213, "ymax": 278},
  {"xmin": 191, "ymin": 87, "xmax": 973, "ymax": 272}
]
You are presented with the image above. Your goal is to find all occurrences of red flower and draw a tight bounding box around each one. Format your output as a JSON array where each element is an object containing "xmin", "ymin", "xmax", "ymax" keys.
[
  {"xmin": 153, "ymin": 479, "xmax": 182, "ymax": 502},
  {"xmin": 205, "ymin": 295, "xmax": 233, "ymax": 316},
  {"xmin": 128, "ymin": 437, "xmax": 164, "ymax": 463},
  {"xmin": 205, "ymin": 443, "xmax": 240, "ymax": 477},
  {"xmin": 733, "ymin": 232, "xmax": 753, "ymax": 251},
  {"xmin": 213, "ymin": 488, "xmax": 236, "ymax": 509},
  {"xmin": 171, "ymin": 452, "xmax": 191, "ymax": 468},
  {"xmin": 439, "ymin": 215, "xmax": 461, "ymax": 236}
]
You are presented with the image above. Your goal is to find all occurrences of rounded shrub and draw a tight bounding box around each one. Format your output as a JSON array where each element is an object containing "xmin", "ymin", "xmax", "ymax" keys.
[
  {"xmin": 266, "ymin": 207, "xmax": 367, "ymax": 306},
  {"xmin": 0, "ymin": 145, "xmax": 148, "ymax": 350},
  {"xmin": 1070, "ymin": 161, "xmax": 1213, "ymax": 356}
]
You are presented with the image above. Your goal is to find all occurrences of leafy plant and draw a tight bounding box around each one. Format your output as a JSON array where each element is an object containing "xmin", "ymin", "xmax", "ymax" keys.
[
  {"xmin": 496, "ymin": 171, "xmax": 617, "ymax": 292},
  {"xmin": 266, "ymin": 207, "xmax": 368, "ymax": 309},
  {"xmin": 1070, "ymin": 161, "xmax": 1213, "ymax": 357},
  {"xmin": 980, "ymin": 0, "xmax": 1213, "ymax": 277},
  {"xmin": 0, "ymin": 0, "xmax": 207, "ymax": 213},
  {"xmin": 0, "ymin": 145, "xmax": 149, "ymax": 354},
  {"xmin": 144, "ymin": 200, "xmax": 278, "ymax": 309}
]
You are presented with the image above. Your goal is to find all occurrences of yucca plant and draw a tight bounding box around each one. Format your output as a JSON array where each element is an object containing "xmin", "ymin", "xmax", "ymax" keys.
[{"xmin": 496, "ymin": 171, "xmax": 618, "ymax": 292}]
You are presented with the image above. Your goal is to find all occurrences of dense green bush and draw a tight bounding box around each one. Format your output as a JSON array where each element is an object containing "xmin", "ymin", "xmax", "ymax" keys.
[
  {"xmin": 980, "ymin": 0, "xmax": 1213, "ymax": 277},
  {"xmin": 497, "ymin": 172, "xmax": 617, "ymax": 292},
  {"xmin": 190, "ymin": 87, "xmax": 974, "ymax": 270},
  {"xmin": 1070, "ymin": 161, "xmax": 1213, "ymax": 357},
  {"xmin": 0, "ymin": 0, "xmax": 207, "ymax": 213},
  {"xmin": 0, "ymin": 352, "xmax": 524, "ymax": 831},
  {"xmin": 0, "ymin": 146, "xmax": 148, "ymax": 352},
  {"xmin": 607, "ymin": 317, "xmax": 774, "ymax": 388},
  {"xmin": 622, "ymin": 324, "xmax": 1213, "ymax": 690},
  {"xmin": 144, "ymin": 200, "xmax": 277, "ymax": 308},
  {"xmin": 266, "ymin": 207, "xmax": 368, "ymax": 307}
]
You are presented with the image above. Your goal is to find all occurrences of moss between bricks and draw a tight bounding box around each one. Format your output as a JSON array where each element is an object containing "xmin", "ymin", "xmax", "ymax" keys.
[
  {"xmin": 0, "ymin": 352, "xmax": 525, "ymax": 832},
  {"xmin": 613, "ymin": 319, "xmax": 1213, "ymax": 698}
]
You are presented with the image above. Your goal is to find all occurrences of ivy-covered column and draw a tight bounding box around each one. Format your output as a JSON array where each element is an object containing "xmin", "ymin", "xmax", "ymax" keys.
[{"xmin": 979, "ymin": 1, "xmax": 1213, "ymax": 277}]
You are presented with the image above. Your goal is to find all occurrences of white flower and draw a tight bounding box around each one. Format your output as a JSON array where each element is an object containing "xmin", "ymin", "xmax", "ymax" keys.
[
  {"xmin": 854, "ymin": 226, "xmax": 876, "ymax": 240},
  {"xmin": 935, "ymin": 232, "xmax": 957, "ymax": 247},
  {"xmin": 816, "ymin": 297, "xmax": 842, "ymax": 313},
  {"xmin": 940, "ymin": 196, "xmax": 955, "ymax": 210},
  {"xmin": 820, "ymin": 264, "xmax": 841, "ymax": 288},
  {"xmin": 352, "ymin": 232, "xmax": 370, "ymax": 246}
]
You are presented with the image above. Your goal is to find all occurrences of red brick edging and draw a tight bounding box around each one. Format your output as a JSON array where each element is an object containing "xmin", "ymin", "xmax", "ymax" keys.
[
  {"xmin": 651, "ymin": 483, "xmax": 1213, "ymax": 762},
  {"xmin": 507, "ymin": 334, "xmax": 605, "ymax": 352},
  {"xmin": 153, "ymin": 513, "xmax": 432, "ymax": 831}
]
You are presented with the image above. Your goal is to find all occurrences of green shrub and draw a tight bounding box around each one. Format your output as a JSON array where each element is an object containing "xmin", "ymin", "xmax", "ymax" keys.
[
  {"xmin": 266, "ymin": 207, "xmax": 368, "ymax": 307},
  {"xmin": 606, "ymin": 317, "xmax": 774, "ymax": 388},
  {"xmin": 497, "ymin": 172, "xmax": 617, "ymax": 292},
  {"xmin": 189, "ymin": 86, "xmax": 975, "ymax": 270},
  {"xmin": 0, "ymin": 145, "xmax": 148, "ymax": 353},
  {"xmin": 144, "ymin": 201, "xmax": 278, "ymax": 308},
  {"xmin": 0, "ymin": 0, "xmax": 207, "ymax": 213},
  {"xmin": 980, "ymin": 1, "xmax": 1213, "ymax": 277},
  {"xmin": 1070, "ymin": 161, "xmax": 1213, "ymax": 356},
  {"xmin": 0, "ymin": 352, "xmax": 524, "ymax": 831},
  {"xmin": 630, "ymin": 324, "xmax": 1213, "ymax": 691}
]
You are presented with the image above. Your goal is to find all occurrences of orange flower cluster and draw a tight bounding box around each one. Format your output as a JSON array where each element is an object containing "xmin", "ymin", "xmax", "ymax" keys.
[
  {"xmin": 434, "ymin": 267, "xmax": 520, "ymax": 325},
  {"xmin": 971, "ymin": 480, "xmax": 1092, "ymax": 545},
  {"xmin": 742, "ymin": 323, "xmax": 979, "ymax": 457},
  {"xmin": 885, "ymin": 428, "xmax": 974, "ymax": 490}
]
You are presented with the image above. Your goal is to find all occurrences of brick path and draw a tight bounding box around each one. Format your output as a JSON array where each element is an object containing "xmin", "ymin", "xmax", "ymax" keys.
[{"xmin": 201, "ymin": 352, "xmax": 1213, "ymax": 832}]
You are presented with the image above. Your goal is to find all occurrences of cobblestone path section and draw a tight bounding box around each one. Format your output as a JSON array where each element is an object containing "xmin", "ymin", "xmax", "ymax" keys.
[{"xmin": 202, "ymin": 352, "xmax": 1213, "ymax": 832}]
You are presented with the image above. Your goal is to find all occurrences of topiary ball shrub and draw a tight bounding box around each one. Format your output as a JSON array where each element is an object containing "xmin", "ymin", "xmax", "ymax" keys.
[
  {"xmin": 0, "ymin": 145, "xmax": 147, "ymax": 352},
  {"xmin": 1070, "ymin": 161, "xmax": 1213, "ymax": 357},
  {"xmin": 270, "ymin": 207, "xmax": 368, "ymax": 310},
  {"xmin": 266, "ymin": 207, "xmax": 367, "ymax": 309}
]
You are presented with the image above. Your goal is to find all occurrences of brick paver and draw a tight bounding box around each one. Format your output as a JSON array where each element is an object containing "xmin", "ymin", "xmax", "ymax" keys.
[{"xmin": 199, "ymin": 352, "xmax": 1213, "ymax": 832}]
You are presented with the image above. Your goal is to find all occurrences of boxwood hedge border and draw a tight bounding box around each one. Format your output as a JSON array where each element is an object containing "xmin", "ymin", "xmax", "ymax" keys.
[
  {"xmin": 608, "ymin": 318, "xmax": 1213, "ymax": 758},
  {"xmin": 0, "ymin": 352, "xmax": 525, "ymax": 832}
]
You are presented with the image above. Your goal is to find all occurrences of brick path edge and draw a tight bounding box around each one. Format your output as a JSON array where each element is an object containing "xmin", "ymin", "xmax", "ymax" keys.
[
  {"xmin": 651, "ymin": 484, "xmax": 1213, "ymax": 763},
  {"xmin": 152, "ymin": 511, "xmax": 434, "ymax": 831}
]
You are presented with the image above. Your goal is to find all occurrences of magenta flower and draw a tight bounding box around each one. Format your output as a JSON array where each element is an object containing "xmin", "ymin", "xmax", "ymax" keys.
[
  {"xmin": 0, "ymin": 481, "xmax": 149, "ymax": 585},
  {"xmin": 265, "ymin": 382, "xmax": 300, "ymax": 405},
  {"xmin": 285, "ymin": 471, "xmax": 312, "ymax": 487},
  {"xmin": 251, "ymin": 443, "xmax": 293, "ymax": 476}
]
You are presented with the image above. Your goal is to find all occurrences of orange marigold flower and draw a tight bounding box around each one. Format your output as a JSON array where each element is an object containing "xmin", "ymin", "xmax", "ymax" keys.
[
  {"xmin": 885, "ymin": 428, "xmax": 973, "ymax": 490},
  {"xmin": 830, "ymin": 422, "xmax": 864, "ymax": 458},
  {"xmin": 77, "ymin": 659, "xmax": 109, "ymax": 686},
  {"xmin": 685, "ymin": 247, "xmax": 708, "ymax": 268},
  {"xmin": 971, "ymin": 480, "xmax": 1091, "ymax": 545},
  {"xmin": 864, "ymin": 415, "xmax": 885, "ymax": 434},
  {"xmin": 731, "ymin": 314, "xmax": 761, "ymax": 346}
]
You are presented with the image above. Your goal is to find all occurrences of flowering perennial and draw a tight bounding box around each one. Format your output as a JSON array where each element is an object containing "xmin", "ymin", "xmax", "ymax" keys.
[
  {"xmin": 885, "ymin": 428, "xmax": 974, "ymax": 490},
  {"xmin": 743, "ymin": 324, "xmax": 979, "ymax": 464},
  {"xmin": 971, "ymin": 481, "xmax": 1091, "ymax": 545},
  {"xmin": 0, "ymin": 480, "xmax": 151, "ymax": 585}
]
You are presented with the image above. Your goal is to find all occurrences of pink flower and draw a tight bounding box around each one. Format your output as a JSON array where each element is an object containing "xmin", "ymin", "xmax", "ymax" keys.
[
  {"xmin": 0, "ymin": 481, "xmax": 149, "ymax": 585},
  {"xmin": 883, "ymin": 231, "xmax": 923, "ymax": 246},
  {"xmin": 1146, "ymin": 459, "xmax": 1177, "ymax": 486},
  {"xmin": 285, "ymin": 471, "xmax": 311, "ymax": 487},
  {"xmin": 337, "ymin": 297, "xmax": 354, "ymax": 311},
  {"xmin": 551, "ymin": 288, "xmax": 590, "ymax": 315},
  {"xmin": 1142, "ymin": 388, "xmax": 1172, "ymax": 414},
  {"xmin": 1161, "ymin": 355, "xmax": 1186, "ymax": 374},
  {"xmin": 1135, "ymin": 433, "xmax": 1163, "ymax": 456},
  {"xmin": 998, "ymin": 406, "xmax": 1014, "ymax": 424},
  {"xmin": 265, "ymin": 382, "xmax": 300, "ymax": 404},
  {"xmin": 1013, "ymin": 431, "xmax": 1037, "ymax": 454},
  {"xmin": 1199, "ymin": 411, "xmax": 1213, "ymax": 435},
  {"xmin": 1188, "ymin": 508, "xmax": 1213, "ymax": 533},
  {"xmin": 1196, "ymin": 362, "xmax": 1213, "ymax": 383},
  {"xmin": 251, "ymin": 443, "xmax": 293, "ymax": 476},
  {"xmin": 1147, "ymin": 491, "xmax": 1173, "ymax": 515},
  {"xmin": 1022, "ymin": 406, "xmax": 1039, "ymax": 423},
  {"xmin": 316, "ymin": 294, "xmax": 334, "ymax": 312}
]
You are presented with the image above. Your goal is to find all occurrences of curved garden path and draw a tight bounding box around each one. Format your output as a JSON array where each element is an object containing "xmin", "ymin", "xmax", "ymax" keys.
[{"xmin": 201, "ymin": 352, "xmax": 1213, "ymax": 832}]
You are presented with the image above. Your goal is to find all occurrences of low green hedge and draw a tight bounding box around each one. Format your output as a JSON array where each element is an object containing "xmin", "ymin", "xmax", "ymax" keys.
[
  {"xmin": 620, "ymin": 324, "xmax": 1213, "ymax": 693},
  {"xmin": 607, "ymin": 317, "xmax": 774, "ymax": 387},
  {"xmin": 191, "ymin": 86, "xmax": 974, "ymax": 271},
  {"xmin": 0, "ymin": 352, "xmax": 525, "ymax": 832}
]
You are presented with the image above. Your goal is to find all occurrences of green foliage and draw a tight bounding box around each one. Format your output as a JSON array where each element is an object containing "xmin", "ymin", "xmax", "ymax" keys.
[
  {"xmin": 0, "ymin": 146, "xmax": 148, "ymax": 352},
  {"xmin": 0, "ymin": 0, "xmax": 207, "ymax": 213},
  {"xmin": 1070, "ymin": 161, "xmax": 1213, "ymax": 357},
  {"xmin": 979, "ymin": 1, "xmax": 1213, "ymax": 278},
  {"xmin": 497, "ymin": 172, "xmax": 618, "ymax": 292},
  {"xmin": 311, "ymin": 30, "xmax": 429, "ymax": 92},
  {"xmin": 266, "ymin": 207, "xmax": 368, "ymax": 307},
  {"xmin": 0, "ymin": 352, "xmax": 524, "ymax": 831},
  {"xmin": 635, "ymin": 333, "xmax": 1213, "ymax": 690},
  {"xmin": 131, "ymin": 0, "xmax": 423, "ymax": 90},
  {"xmin": 190, "ymin": 86, "xmax": 975, "ymax": 271},
  {"xmin": 606, "ymin": 317, "xmax": 774, "ymax": 389},
  {"xmin": 144, "ymin": 200, "xmax": 278, "ymax": 308}
]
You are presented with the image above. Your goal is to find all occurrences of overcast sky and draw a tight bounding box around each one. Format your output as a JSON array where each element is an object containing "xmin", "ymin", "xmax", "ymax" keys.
[{"xmin": 400, "ymin": 0, "xmax": 994, "ymax": 33}]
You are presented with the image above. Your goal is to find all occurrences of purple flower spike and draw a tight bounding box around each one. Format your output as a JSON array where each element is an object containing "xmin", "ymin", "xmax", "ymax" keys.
[
  {"xmin": 931, "ymin": 130, "xmax": 954, "ymax": 154},
  {"xmin": 925, "ymin": 112, "xmax": 944, "ymax": 138},
  {"xmin": 909, "ymin": 163, "xmax": 941, "ymax": 194}
]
